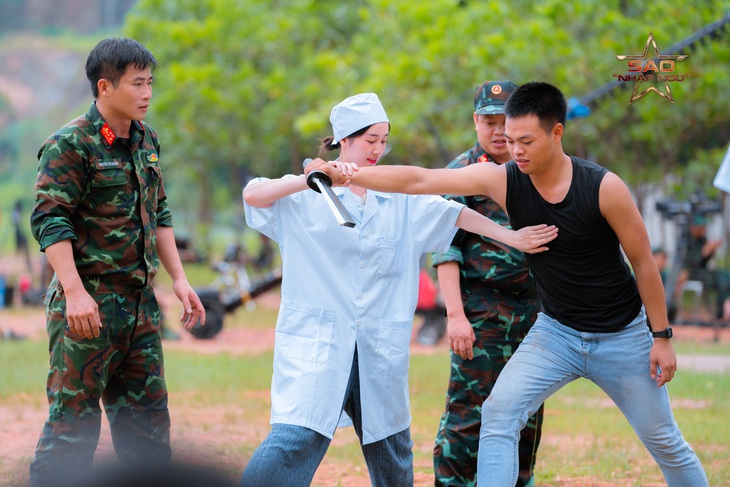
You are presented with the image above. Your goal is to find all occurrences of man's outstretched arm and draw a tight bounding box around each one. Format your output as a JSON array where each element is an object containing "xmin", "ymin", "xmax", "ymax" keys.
[{"xmin": 305, "ymin": 158, "xmax": 506, "ymax": 206}]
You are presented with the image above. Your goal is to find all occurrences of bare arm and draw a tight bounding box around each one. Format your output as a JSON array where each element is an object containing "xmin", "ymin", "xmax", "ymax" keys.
[
  {"xmin": 157, "ymin": 226, "xmax": 205, "ymax": 329},
  {"xmin": 455, "ymin": 207, "xmax": 557, "ymax": 254},
  {"xmin": 304, "ymin": 158, "xmax": 507, "ymax": 206},
  {"xmin": 45, "ymin": 239, "xmax": 101, "ymax": 339},
  {"xmin": 243, "ymin": 175, "xmax": 309, "ymax": 208},
  {"xmin": 307, "ymin": 158, "xmax": 556, "ymax": 253},
  {"xmin": 600, "ymin": 173, "xmax": 675, "ymax": 386},
  {"xmin": 437, "ymin": 262, "xmax": 475, "ymax": 359}
]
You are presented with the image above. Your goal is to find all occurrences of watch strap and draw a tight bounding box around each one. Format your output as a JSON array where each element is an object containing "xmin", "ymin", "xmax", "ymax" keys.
[{"xmin": 652, "ymin": 327, "xmax": 673, "ymax": 338}]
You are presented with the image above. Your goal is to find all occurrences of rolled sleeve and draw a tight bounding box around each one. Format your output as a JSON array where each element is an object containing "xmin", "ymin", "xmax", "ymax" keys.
[
  {"xmin": 156, "ymin": 199, "xmax": 173, "ymax": 227},
  {"xmin": 35, "ymin": 221, "xmax": 77, "ymax": 252},
  {"xmin": 432, "ymin": 245, "xmax": 464, "ymax": 267}
]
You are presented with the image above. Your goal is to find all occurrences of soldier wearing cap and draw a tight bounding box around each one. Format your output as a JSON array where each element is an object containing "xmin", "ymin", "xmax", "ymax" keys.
[
  {"xmin": 431, "ymin": 80, "xmax": 543, "ymax": 487},
  {"xmin": 29, "ymin": 37, "xmax": 205, "ymax": 487}
]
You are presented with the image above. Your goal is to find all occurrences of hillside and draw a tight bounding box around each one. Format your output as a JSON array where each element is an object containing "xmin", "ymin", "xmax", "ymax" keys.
[
  {"xmin": 0, "ymin": 36, "xmax": 95, "ymax": 254},
  {"xmin": 0, "ymin": 42, "xmax": 88, "ymax": 119}
]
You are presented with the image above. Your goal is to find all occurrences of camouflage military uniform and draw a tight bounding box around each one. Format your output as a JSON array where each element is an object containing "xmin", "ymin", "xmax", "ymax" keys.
[
  {"xmin": 432, "ymin": 143, "xmax": 543, "ymax": 487},
  {"xmin": 29, "ymin": 102, "xmax": 172, "ymax": 485}
]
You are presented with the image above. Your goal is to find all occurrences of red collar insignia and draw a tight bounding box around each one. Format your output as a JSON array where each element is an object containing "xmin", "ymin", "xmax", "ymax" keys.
[
  {"xmin": 100, "ymin": 123, "xmax": 116, "ymax": 146},
  {"xmin": 478, "ymin": 154, "xmax": 489, "ymax": 163}
]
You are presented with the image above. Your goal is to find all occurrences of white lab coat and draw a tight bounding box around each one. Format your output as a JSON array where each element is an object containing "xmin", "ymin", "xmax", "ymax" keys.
[{"xmin": 244, "ymin": 176, "xmax": 462, "ymax": 444}]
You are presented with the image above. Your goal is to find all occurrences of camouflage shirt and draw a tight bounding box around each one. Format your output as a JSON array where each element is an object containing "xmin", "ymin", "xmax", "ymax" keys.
[
  {"xmin": 31, "ymin": 102, "xmax": 172, "ymax": 294},
  {"xmin": 432, "ymin": 142, "xmax": 537, "ymax": 298}
]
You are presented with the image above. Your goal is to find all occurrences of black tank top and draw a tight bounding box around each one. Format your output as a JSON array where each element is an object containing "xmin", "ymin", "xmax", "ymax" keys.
[{"xmin": 505, "ymin": 156, "xmax": 642, "ymax": 332}]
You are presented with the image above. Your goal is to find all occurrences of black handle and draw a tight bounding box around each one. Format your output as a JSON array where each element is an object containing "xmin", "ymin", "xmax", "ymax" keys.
[{"xmin": 302, "ymin": 158, "xmax": 332, "ymax": 193}]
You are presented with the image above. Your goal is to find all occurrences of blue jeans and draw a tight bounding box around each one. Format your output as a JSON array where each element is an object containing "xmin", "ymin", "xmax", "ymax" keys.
[
  {"xmin": 477, "ymin": 309, "xmax": 708, "ymax": 487},
  {"xmin": 240, "ymin": 348, "xmax": 414, "ymax": 487}
]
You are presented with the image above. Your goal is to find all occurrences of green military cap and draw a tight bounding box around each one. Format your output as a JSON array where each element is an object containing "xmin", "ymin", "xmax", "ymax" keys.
[{"xmin": 474, "ymin": 80, "xmax": 519, "ymax": 115}]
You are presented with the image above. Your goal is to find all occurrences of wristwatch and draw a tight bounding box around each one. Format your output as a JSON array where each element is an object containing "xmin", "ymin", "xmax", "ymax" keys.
[{"xmin": 652, "ymin": 327, "xmax": 673, "ymax": 339}]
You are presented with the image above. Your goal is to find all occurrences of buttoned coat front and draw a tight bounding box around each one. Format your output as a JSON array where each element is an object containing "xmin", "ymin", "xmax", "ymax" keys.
[{"xmin": 244, "ymin": 178, "xmax": 462, "ymax": 444}]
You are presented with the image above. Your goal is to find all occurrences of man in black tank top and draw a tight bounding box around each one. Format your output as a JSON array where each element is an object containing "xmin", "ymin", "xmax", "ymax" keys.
[
  {"xmin": 431, "ymin": 80, "xmax": 543, "ymax": 487},
  {"xmin": 310, "ymin": 82, "xmax": 708, "ymax": 486}
]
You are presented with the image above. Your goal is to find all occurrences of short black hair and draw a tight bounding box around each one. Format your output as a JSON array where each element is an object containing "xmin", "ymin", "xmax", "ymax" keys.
[
  {"xmin": 504, "ymin": 81, "xmax": 567, "ymax": 134},
  {"xmin": 85, "ymin": 37, "xmax": 157, "ymax": 98}
]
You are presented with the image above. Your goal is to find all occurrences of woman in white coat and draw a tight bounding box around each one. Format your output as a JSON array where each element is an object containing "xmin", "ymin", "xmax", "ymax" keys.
[{"xmin": 240, "ymin": 93, "xmax": 557, "ymax": 487}]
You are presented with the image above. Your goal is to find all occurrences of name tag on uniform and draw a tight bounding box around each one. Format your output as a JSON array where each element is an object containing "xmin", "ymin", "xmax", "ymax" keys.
[{"xmin": 96, "ymin": 160, "xmax": 122, "ymax": 169}]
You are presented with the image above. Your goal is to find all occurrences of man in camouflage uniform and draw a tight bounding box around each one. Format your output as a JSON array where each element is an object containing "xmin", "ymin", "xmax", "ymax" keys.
[
  {"xmin": 432, "ymin": 81, "xmax": 543, "ymax": 487},
  {"xmin": 29, "ymin": 37, "xmax": 205, "ymax": 487}
]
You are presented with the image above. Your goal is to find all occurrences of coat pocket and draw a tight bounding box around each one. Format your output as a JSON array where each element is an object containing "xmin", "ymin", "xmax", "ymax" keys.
[
  {"xmin": 375, "ymin": 319, "xmax": 413, "ymax": 376},
  {"xmin": 376, "ymin": 238, "xmax": 399, "ymax": 279},
  {"xmin": 276, "ymin": 300, "xmax": 335, "ymax": 364}
]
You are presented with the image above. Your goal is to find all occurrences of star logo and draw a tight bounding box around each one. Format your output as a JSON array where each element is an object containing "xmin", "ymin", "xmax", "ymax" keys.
[{"xmin": 615, "ymin": 32, "xmax": 688, "ymax": 104}]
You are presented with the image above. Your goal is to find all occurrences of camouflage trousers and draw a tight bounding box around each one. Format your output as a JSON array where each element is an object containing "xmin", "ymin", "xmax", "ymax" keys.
[
  {"xmin": 29, "ymin": 285, "xmax": 171, "ymax": 487},
  {"xmin": 434, "ymin": 294, "xmax": 543, "ymax": 487}
]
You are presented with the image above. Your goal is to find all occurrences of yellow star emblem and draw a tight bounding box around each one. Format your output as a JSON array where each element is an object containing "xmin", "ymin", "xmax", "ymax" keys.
[{"xmin": 615, "ymin": 32, "xmax": 688, "ymax": 104}]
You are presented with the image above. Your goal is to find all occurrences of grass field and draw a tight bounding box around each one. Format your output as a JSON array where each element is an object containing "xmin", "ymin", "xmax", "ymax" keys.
[{"xmin": 1, "ymin": 271, "xmax": 729, "ymax": 485}]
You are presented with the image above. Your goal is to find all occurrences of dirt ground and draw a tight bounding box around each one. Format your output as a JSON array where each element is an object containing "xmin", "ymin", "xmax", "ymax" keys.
[{"xmin": 1, "ymin": 255, "xmax": 729, "ymax": 486}]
